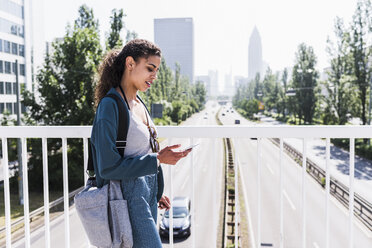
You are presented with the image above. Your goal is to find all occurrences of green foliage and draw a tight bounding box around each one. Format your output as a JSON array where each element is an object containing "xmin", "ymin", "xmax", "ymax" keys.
[
  {"xmin": 22, "ymin": 5, "xmax": 102, "ymax": 191},
  {"xmin": 349, "ymin": 0, "xmax": 372, "ymax": 125},
  {"xmin": 290, "ymin": 43, "xmax": 319, "ymax": 124},
  {"xmin": 139, "ymin": 58, "xmax": 206, "ymax": 125},
  {"xmin": 106, "ymin": 9, "xmax": 125, "ymax": 50}
]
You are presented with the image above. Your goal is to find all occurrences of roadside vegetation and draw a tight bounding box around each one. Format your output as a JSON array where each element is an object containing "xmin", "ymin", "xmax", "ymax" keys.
[
  {"xmin": 233, "ymin": 0, "xmax": 372, "ymax": 159},
  {"xmin": 0, "ymin": 5, "xmax": 206, "ymax": 226}
]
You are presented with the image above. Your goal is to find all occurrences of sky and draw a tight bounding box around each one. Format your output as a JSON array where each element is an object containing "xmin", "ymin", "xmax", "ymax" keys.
[{"xmin": 38, "ymin": 0, "xmax": 358, "ymax": 83}]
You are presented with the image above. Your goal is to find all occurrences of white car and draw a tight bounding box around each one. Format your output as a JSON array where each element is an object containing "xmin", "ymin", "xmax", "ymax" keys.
[{"xmin": 159, "ymin": 197, "xmax": 191, "ymax": 238}]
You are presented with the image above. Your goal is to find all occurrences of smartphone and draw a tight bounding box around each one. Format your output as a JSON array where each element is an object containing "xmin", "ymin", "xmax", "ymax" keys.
[{"xmin": 182, "ymin": 143, "xmax": 200, "ymax": 151}]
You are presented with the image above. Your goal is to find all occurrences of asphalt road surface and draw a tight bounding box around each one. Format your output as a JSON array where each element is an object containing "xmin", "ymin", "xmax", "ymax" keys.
[{"xmin": 219, "ymin": 104, "xmax": 372, "ymax": 248}]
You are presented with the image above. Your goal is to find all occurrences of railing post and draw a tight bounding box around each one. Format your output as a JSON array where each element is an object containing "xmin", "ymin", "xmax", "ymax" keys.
[
  {"xmin": 234, "ymin": 139, "xmax": 239, "ymax": 247},
  {"xmin": 62, "ymin": 138, "xmax": 70, "ymax": 248},
  {"xmin": 191, "ymin": 137, "xmax": 195, "ymax": 248},
  {"xmin": 280, "ymin": 138, "xmax": 284, "ymax": 248},
  {"xmin": 42, "ymin": 138, "xmax": 50, "ymax": 248},
  {"xmin": 214, "ymin": 137, "xmax": 218, "ymax": 247},
  {"xmin": 2, "ymin": 138, "xmax": 11, "ymax": 247},
  {"xmin": 349, "ymin": 138, "xmax": 355, "ymax": 248},
  {"xmin": 325, "ymin": 138, "xmax": 330, "ymax": 248},
  {"xmin": 22, "ymin": 138, "xmax": 30, "ymax": 248},
  {"xmin": 302, "ymin": 138, "xmax": 307, "ymax": 248},
  {"xmin": 83, "ymin": 138, "xmax": 88, "ymax": 183},
  {"xmin": 257, "ymin": 138, "xmax": 261, "ymax": 248},
  {"xmin": 168, "ymin": 138, "xmax": 174, "ymax": 247}
]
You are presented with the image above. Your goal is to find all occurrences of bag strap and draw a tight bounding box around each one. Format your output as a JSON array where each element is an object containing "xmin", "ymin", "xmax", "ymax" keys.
[{"xmin": 87, "ymin": 93, "xmax": 129, "ymax": 177}]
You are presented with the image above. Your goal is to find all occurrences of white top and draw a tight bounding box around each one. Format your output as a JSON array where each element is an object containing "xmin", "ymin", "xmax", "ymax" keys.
[{"xmin": 124, "ymin": 105, "xmax": 157, "ymax": 158}]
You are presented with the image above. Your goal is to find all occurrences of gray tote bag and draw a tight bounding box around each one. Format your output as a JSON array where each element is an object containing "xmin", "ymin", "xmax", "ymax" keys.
[{"xmin": 75, "ymin": 180, "xmax": 133, "ymax": 248}]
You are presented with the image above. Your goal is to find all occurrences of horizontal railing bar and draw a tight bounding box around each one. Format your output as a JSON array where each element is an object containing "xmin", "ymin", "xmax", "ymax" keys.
[{"xmin": 1, "ymin": 125, "xmax": 372, "ymax": 138}]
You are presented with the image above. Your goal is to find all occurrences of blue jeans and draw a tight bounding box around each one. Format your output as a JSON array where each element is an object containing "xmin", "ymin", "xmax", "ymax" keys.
[{"xmin": 122, "ymin": 173, "xmax": 162, "ymax": 248}]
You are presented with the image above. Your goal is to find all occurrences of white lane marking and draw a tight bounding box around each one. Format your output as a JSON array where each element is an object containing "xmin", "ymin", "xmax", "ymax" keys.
[
  {"xmin": 180, "ymin": 175, "xmax": 189, "ymax": 190},
  {"xmin": 313, "ymin": 242, "xmax": 320, "ymax": 248},
  {"xmin": 283, "ymin": 190, "xmax": 296, "ymax": 210},
  {"xmin": 265, "ymin": 162, "xmax": 274, "ymax": 175},
  {"xmin": 237, "ymin": 156, "xmax": 257, "ymax": 248}
]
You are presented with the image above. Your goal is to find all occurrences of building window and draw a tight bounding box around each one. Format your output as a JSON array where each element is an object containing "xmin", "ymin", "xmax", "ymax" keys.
[
  {"xmin": 19, "ymin": 44, "xmax": 24, "ymax": 57},
  {"xmin": 0, "ymin": 18, "xmax": 24, "ymax": 37},
  {"xmin": 0, "ymin": 0, "xmax": 24, "ymax": 19},
  {"xmin": 0, "ymin": 39, "xmax": 2, "ymax": 52},
  {"xmin": 6, "ymin": 82, "xmax": 12, "ymax": 94},
  {"xmin": 20, "ymin": 64, "xmax": 25, "ymax": 76},
  {"xmin": 13, "ymin": 103, "xmax": 18, "ymax": 115},
  {"xmin": 0, "ymin": 60, "xmax": 3, "ymax": 73},
  {"xmin": 11, "ymin": 42, "xmax": 18, "ymax": 55},
  {"xmin": 0, "ymin": 82, "xmax": 3, "ymax": 94},
  {"xmin": 4, "ymin": 62, "xmax": 11, "ymax": 74},
  {"xmin": 6, "ymin": 103, "xmax": 13, "ymax": 114},
  {"xmin": 4, "ymin": 40, "xmax": 10, "ymax": 53},
  {"xmin": 0, "ymin": 103, "xmax": 4, "ymax": 114},
  {"xmin": 12, "ymin": 82, "xmax": 17, "ymax": 95},
  {"xmin": 12, "ymin": 62, "xmax": 16, "ymax": 74}
]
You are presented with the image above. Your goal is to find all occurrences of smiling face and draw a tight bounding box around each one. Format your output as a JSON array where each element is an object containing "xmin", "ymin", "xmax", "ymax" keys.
[{"xmin": 126, "ymin": 55, "xmax": 161, "ymax": 92}]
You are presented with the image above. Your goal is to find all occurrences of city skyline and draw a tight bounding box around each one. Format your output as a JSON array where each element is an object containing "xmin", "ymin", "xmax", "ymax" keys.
[{"xmin": 41, "ymin": 0, "xmax": 357, "ymax": 83}]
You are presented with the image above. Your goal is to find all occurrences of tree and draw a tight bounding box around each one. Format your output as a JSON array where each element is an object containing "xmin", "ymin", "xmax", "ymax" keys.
[
  {"xmin": 323, "ymin": 17, "xmax": 356, "ymax": 124},
  {"xmin": 281, "ymin": 68, "xmax": 288, "ymax": 118},
  {"xmin": 349, "ymin": 0, "xmax": 372, "ymax": 125},
  {"xmin": 23, "ymin": 5, "xmax": 103, "ymax": 191},
  {"xmin": 126, "ymin": 31, "xmax": 138, "ymax": 43},
  {"xmin": 291, "ymin": 43, "xmax": 319, "ymax": 124},
  {"xmin": 193, "ymin": 81, "xmax": 207, "ymax": 109},
  {"xmin": 106, "ymin": 9, "xmax": 125, "ymax": 50},
  {"xmin": 262, "ymin": 67, "xmax": 279, "ymax": 112}
]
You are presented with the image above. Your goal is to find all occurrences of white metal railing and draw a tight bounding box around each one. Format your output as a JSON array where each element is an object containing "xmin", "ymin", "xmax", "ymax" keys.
[{"xmin": 1, "ymin": 125, "xmax": 372, "ymax": 248}]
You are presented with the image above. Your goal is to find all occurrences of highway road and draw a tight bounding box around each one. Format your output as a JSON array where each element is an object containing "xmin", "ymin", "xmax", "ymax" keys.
[
  {"xmin": 219, "ymin": 104, "xmax": 372, "ymax": 248},
  {"xmin": 159, "ymin": 101, "xmax": 224, "ymax": 248},
  {"xmin": 11, "ymin": 101, "xmax": 224, "ymax": 248}
]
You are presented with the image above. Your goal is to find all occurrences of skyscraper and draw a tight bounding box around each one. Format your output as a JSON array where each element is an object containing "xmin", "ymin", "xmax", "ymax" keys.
[
  {"xmin": 154, "ymin": 18, "xmax": 194, "ymax": 83},
  {"xmin": 248, "ymin": 26, "xmax": 263, "ymax": 80},
  {"xmin": 0, "ymin": 0, "xmax": 32, "ymax": 118}
]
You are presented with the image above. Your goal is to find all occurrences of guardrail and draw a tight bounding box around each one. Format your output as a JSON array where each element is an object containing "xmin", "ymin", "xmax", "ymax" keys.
[{"xmin": 271, "ymin": 138, "xmax": 372, "ymax": 232}]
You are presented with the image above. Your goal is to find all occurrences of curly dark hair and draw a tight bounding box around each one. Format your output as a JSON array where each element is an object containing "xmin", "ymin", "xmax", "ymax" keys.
[{"xmin": 95, "ymin": 39, "xmax": 161, "ymax": 107}]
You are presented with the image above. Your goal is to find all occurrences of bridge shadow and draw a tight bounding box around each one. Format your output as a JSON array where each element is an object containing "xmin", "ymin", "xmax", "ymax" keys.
[{"xmin": 312, "ymin": 144, "xmax": 372, "ymax": 181}]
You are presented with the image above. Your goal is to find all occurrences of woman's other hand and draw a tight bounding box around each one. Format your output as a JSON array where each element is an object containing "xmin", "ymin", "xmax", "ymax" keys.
[
  {"xmin": 157, "ymin": 144, "xmax": 191, "ymax": 165},
  {"xmin": 158, "ymin": 195, "xmax": 171, "ymax": 210}
]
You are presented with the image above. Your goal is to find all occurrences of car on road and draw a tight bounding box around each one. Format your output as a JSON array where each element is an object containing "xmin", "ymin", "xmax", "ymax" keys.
[{"xmin": 159, "ymin": 197, "xmax": 191, "ymax": 238}]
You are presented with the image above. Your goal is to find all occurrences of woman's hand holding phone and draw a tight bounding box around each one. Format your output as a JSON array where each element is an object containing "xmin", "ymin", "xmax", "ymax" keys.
[{"xmin": 157, "ymin": 144, "xmax": 191, "ymax": 165}]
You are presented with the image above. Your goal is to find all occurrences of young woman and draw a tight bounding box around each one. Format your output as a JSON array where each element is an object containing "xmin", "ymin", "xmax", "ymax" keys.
[{"xmin": 91, "ymin": 39, "xmax": 191, "ymax": 247}]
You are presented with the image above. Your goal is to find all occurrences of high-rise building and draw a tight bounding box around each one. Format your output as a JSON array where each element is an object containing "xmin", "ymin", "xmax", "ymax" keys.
[
  {"xmin": 154, "ymin": 18, "xmax": 194, "ymax": 83},
  {"xmin": 248, "ymin": 26, "xmax": 263, "ymax": 80},
  {"xmin": 0, "ymin": 0, "xmax": 32, "ymax": 118}
]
